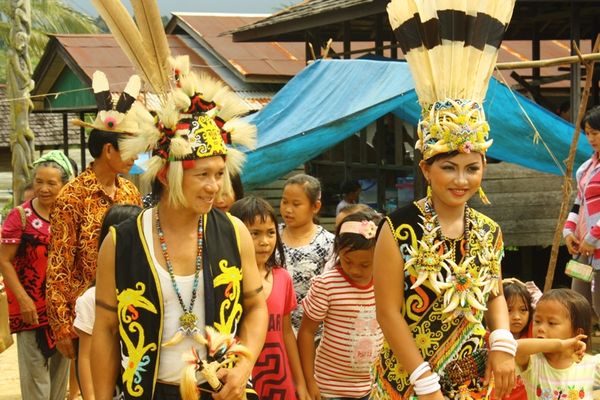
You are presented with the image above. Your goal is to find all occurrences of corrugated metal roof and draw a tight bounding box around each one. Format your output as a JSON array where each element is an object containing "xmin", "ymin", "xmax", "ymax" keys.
[
  {"xmin": 52, "ymin": 34, "xmax": 217, "ymax": 91},
  {"xmin": 232, "ymin": 0, "xmax": 374, "ymax": 34},
  {"xmin": 231, "ymin": 0, "xmax": 600, "ymax": 42},
  {"xmin": 168, "ymin": 13, "xmax": 305, "ymax": 82},
  {"xmin": 34, "ymin": 32, "xmax": 282, "ymax": 112}
]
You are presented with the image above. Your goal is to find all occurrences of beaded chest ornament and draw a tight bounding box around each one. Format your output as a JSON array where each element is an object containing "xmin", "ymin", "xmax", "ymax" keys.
[{"xmin": 156, "ymin": 206, "xmax": 206, "ymax": 347}]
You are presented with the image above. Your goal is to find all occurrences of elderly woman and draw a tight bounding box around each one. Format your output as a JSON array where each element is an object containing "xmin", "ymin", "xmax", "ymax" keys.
[{"xmin": 0, "ymin": 151, "xmax": 74, "ymax": 400}]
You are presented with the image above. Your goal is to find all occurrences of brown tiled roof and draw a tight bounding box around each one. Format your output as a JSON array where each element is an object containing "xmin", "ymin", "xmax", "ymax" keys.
[
  {"xmin": 0, "ymin": 85, "xmax": 80, "ymax": 149},
  {"xmin": 168, "ymin": 13, "xmax": 306, "ymax": 82}
]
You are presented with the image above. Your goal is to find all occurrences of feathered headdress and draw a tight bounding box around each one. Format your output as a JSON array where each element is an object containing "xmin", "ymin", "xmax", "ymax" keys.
[
  {"xmin": 71, "ymin": 71, "xmax": 143, "ymax": 135},
  {"xmin": 91, "ymin": 0, "xmax": 256, "ymax": 203},
  {"xmin": 387, "ymin": 0, "xmax": 515, "ymax": 160}
]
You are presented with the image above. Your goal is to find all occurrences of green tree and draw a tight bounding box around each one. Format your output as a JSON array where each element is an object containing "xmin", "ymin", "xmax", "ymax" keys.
[{"xmin": 0, "ymin": 0, "xmax": 99, "ymax": 83}]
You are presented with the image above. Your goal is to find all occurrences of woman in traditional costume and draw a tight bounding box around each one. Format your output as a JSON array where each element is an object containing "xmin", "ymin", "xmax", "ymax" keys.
[
  {"xmin": 89, "ymin": 1, "xmax": 267, "ymax": 399},
  {"xmin": 371, "ymin": 1, "xmax": 517, "ymax": 399}
]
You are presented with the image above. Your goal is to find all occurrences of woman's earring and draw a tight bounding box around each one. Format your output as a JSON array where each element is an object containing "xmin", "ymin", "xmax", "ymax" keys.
[
  {"xmin": 427, "ymin": 183, "xmax": 432, "ymax": 199},
  {"xmin": 478, "ymin": 186, "xmax": 491, "ymax": 205}
]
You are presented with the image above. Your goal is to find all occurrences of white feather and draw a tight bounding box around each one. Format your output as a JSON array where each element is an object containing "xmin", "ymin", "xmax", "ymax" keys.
[
  {"xmin": 222, "ymin": 118, "xmax": 257, "ymax": 150},
  {"xmin": 92, "ymin": 70, "xmax": 109, "ymax": 93}
]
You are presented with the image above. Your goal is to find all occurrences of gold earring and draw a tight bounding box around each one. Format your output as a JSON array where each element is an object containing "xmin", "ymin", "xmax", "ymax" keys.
[
  {"xmin": 427, "ymin": 183, "xmax": 432, "ymax": 198},
  {"xmin": 478, "ymin": 186, "xmax": 491, "ymax": 205}
]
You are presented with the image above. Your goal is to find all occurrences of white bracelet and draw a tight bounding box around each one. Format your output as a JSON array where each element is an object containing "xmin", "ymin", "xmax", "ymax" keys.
[
  {"xmin": 490, "ymin": 328, "xmax": 517, "ymax": 356},
  {"xmin": 413, "ymin": 372, "xmax": 441, "ymax": 396},
  {"xmin": 409, "ymin": 361, "xmax": 431, "ymax": 385}
]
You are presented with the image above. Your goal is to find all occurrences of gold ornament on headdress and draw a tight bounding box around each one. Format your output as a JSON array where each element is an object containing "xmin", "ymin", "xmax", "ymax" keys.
[
  {"xmin": 92, "ymin": 0, "xmax": 256, "ymax": 200},
  {"xmin": 387, "ymin": 0, "xmax": 516, "ymax": 160}
]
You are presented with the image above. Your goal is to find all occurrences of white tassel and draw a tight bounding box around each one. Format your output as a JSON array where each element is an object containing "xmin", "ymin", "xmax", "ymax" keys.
[
  {"xmin": 213, "ymin": 89, "xmax": 251, "ymax": 121},
  {"xmin": 225, "ymin": 148, "xmax": 246, "ymax": 176},
  {"xmin": 141, "ymin": 156, "xmax": 166, "ymax": 188},
  {"xmin": 169, "ymin": 137, "xmax": 192, "ymax": 159},
  {"xmin": 196, "ymin": 74, "xmax": 225, "ymax": 102},
  {"xmin": 223, "ymin": 118, "xmax": 257, "ymax": 150}
]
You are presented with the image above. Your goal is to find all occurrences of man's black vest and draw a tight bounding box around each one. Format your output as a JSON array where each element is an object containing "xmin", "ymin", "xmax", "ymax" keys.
[{"xmin": 114, "ymin": 208, "xmax": 244, "ymax": 399}]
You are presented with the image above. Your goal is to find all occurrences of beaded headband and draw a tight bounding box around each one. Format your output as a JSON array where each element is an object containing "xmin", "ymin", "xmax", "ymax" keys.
[{"xmin": 339, "ymin": 220, "xmax": 377, "ymax": 239}]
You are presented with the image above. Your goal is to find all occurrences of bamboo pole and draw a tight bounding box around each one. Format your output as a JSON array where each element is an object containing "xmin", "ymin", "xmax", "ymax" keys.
[
  {"xmin": 544, "ymin": 35, "xmax": 600, "ymax": 292},
  {"xmin": 331, "ymin": 40, "xmax": 600, "ymax": 71},
  {"xmin": 497, "ymin": 52, "xmax": 600, "ymax": 70}
]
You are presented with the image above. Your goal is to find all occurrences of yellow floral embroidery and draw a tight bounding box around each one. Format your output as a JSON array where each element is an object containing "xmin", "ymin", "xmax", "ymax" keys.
[
  {"xmin": 117, "ymin": 283, "xmax": 158, "ymax": 397},
  {"xmin": 190, "ymin": 114, "xmax": 227, "ymax": 158},
  {"xmin": 213, "ymin": 259, "xmax": 243, "ymax": 334}
]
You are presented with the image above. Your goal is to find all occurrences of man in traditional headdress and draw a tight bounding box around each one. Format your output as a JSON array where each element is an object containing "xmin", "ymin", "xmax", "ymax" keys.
[
  {"xmin": 46, "ymin": 73, "xmax": 143, "ymax": 360},
  {"xmin": 91, "ymin": 52, "xmax": 266, "ymax": 398}
]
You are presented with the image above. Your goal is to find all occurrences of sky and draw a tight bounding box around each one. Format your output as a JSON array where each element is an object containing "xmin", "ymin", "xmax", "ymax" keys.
[{"xmin": 68, "ymin": 0, "xmax": 292, "ymax": 17}]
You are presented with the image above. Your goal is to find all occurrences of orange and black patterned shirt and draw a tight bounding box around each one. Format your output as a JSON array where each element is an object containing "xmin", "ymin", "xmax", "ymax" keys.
[{"xmin": 46, "ymin": 165, "xmax": 142, "ymax": 341}]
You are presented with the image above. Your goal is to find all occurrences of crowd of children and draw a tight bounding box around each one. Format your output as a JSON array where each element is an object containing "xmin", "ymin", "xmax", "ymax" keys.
[
  {"xmin": 4, "ymin": 0, "xmax": 600, "ymax": 398},
  {"xmin": 3, "ymin": 165, "xmax": 600, "ymax": 400}
]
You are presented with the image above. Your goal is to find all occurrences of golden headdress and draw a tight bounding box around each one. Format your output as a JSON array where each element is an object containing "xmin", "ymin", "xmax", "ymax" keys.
[
  {"xmin": 91, "ymin": 0, "xmax": 256, "ymax": 202},
  {"xmin": 387, "ymin": 0, "xmax": 515, "ymax": 160}
]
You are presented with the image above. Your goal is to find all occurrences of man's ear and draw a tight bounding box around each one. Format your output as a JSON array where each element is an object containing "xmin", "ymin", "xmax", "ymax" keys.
[{"xmin": 103, "ymin": 143, "xmax": 114, "ymax": 159}]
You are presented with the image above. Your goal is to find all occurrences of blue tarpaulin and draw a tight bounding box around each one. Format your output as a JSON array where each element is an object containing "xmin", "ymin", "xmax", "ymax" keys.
[{"xmin": 242, "ymin": 59, "xmax": 590, "ymax": 189}]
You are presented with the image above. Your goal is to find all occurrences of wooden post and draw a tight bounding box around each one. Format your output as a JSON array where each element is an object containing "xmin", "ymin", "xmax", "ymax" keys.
[
  {"xmin": 545, "ymin": 35, "xmax": 600, "ymax": 292},
  {"xmin": 8, "ymin": 0, "xmax": 35, "ymax": 205}
]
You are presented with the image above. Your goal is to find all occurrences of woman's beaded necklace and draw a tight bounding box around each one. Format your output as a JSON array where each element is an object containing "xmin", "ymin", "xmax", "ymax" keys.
[
  {"xmin": 155, "ymin": 206, "xmax": 203, "ymax": 335},
  {"xmin": 423, "ymin": 197, "xmax": 471, "ymax": 260}
]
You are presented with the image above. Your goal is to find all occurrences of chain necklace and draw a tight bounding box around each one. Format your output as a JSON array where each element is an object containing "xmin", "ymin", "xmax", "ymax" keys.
[{"xmin": 155, "ymin": 206, "xmax": 203, "ymax": 337}]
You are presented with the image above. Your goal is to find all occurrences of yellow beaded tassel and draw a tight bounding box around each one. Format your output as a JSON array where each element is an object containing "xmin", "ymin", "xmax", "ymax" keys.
[{"xmin": 478, "ymin": 186, "xmax": 491, "ymax": 205}]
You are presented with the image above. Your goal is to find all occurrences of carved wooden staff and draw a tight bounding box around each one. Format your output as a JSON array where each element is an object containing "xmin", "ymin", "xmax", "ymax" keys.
[{"xmin": 7, "ymin": 0, "xmax": 35, "ymax": 206}]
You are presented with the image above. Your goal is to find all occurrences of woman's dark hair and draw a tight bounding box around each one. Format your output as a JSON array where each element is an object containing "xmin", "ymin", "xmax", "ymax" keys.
[
  {"xmin": 229, "ymin": 195, "xmax": 285, "ymax": 275},
  {"xmin": 582, "ymin": 105, "xmax": 600, "ymax": 131},
  {"xmin": 537, "ymin": 288, "xmax": 592, "ymax": 346},
  {"xmin": 284, "ymin": 173, "xmax": 321, "ymax": 205},
  {"xmin": 231, "ymin": 173, "xmax": 245, "ymax": 201},
  {"xmin": 424, "ymin": 150, "xmax": 486, "ymax": 166},
  {"xmin": 503, "ymin": 280, "xmax": 533, "ymax": 337},
  {"xmin": 334, "ymin": 210, "xmax": 382, "ymax": 256},
  {"xmin": 88, "ymin": 129, "xmax": 121, "ymax": 159},
  {"xmin": 33, "ymin": 161, "xmax": 71, "ymax": 184},
  {"xmin": 98, "ymin": 204, "xmax": 142, "ymax": 249}
]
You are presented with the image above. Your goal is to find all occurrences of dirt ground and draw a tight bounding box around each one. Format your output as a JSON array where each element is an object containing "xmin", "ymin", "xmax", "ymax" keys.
[
  {"xmin": 0, "ymin": 335, "xmax": 20, "ymax": 400},
  {"xmin": 2, "ymin": 335, "xmax": 600, "ymax": 399}
]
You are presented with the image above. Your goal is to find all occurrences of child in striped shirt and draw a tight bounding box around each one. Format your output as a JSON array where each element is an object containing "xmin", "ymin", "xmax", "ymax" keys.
[{"xmin": 298, "ymin": 211, "xmax": 383, "ymax": 400}]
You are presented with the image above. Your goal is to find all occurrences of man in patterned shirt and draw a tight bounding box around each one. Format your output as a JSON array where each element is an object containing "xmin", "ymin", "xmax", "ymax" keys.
[{"xmin": 46, "ymin": 128, "xmax": 142, "ymax": 359}]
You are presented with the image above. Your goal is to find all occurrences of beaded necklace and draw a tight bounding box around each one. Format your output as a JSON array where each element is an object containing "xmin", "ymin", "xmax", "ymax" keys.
[
  {"xmin": 155, "ymin": 206, "xmax": 203, "ymax": 337},
  {"xmin": 406, "ymin": 197, "xmax": 493, "ymax": 323},
  {"xmin": 423, "ymin": 197, "xmax": 471, "ymax": 260}
]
